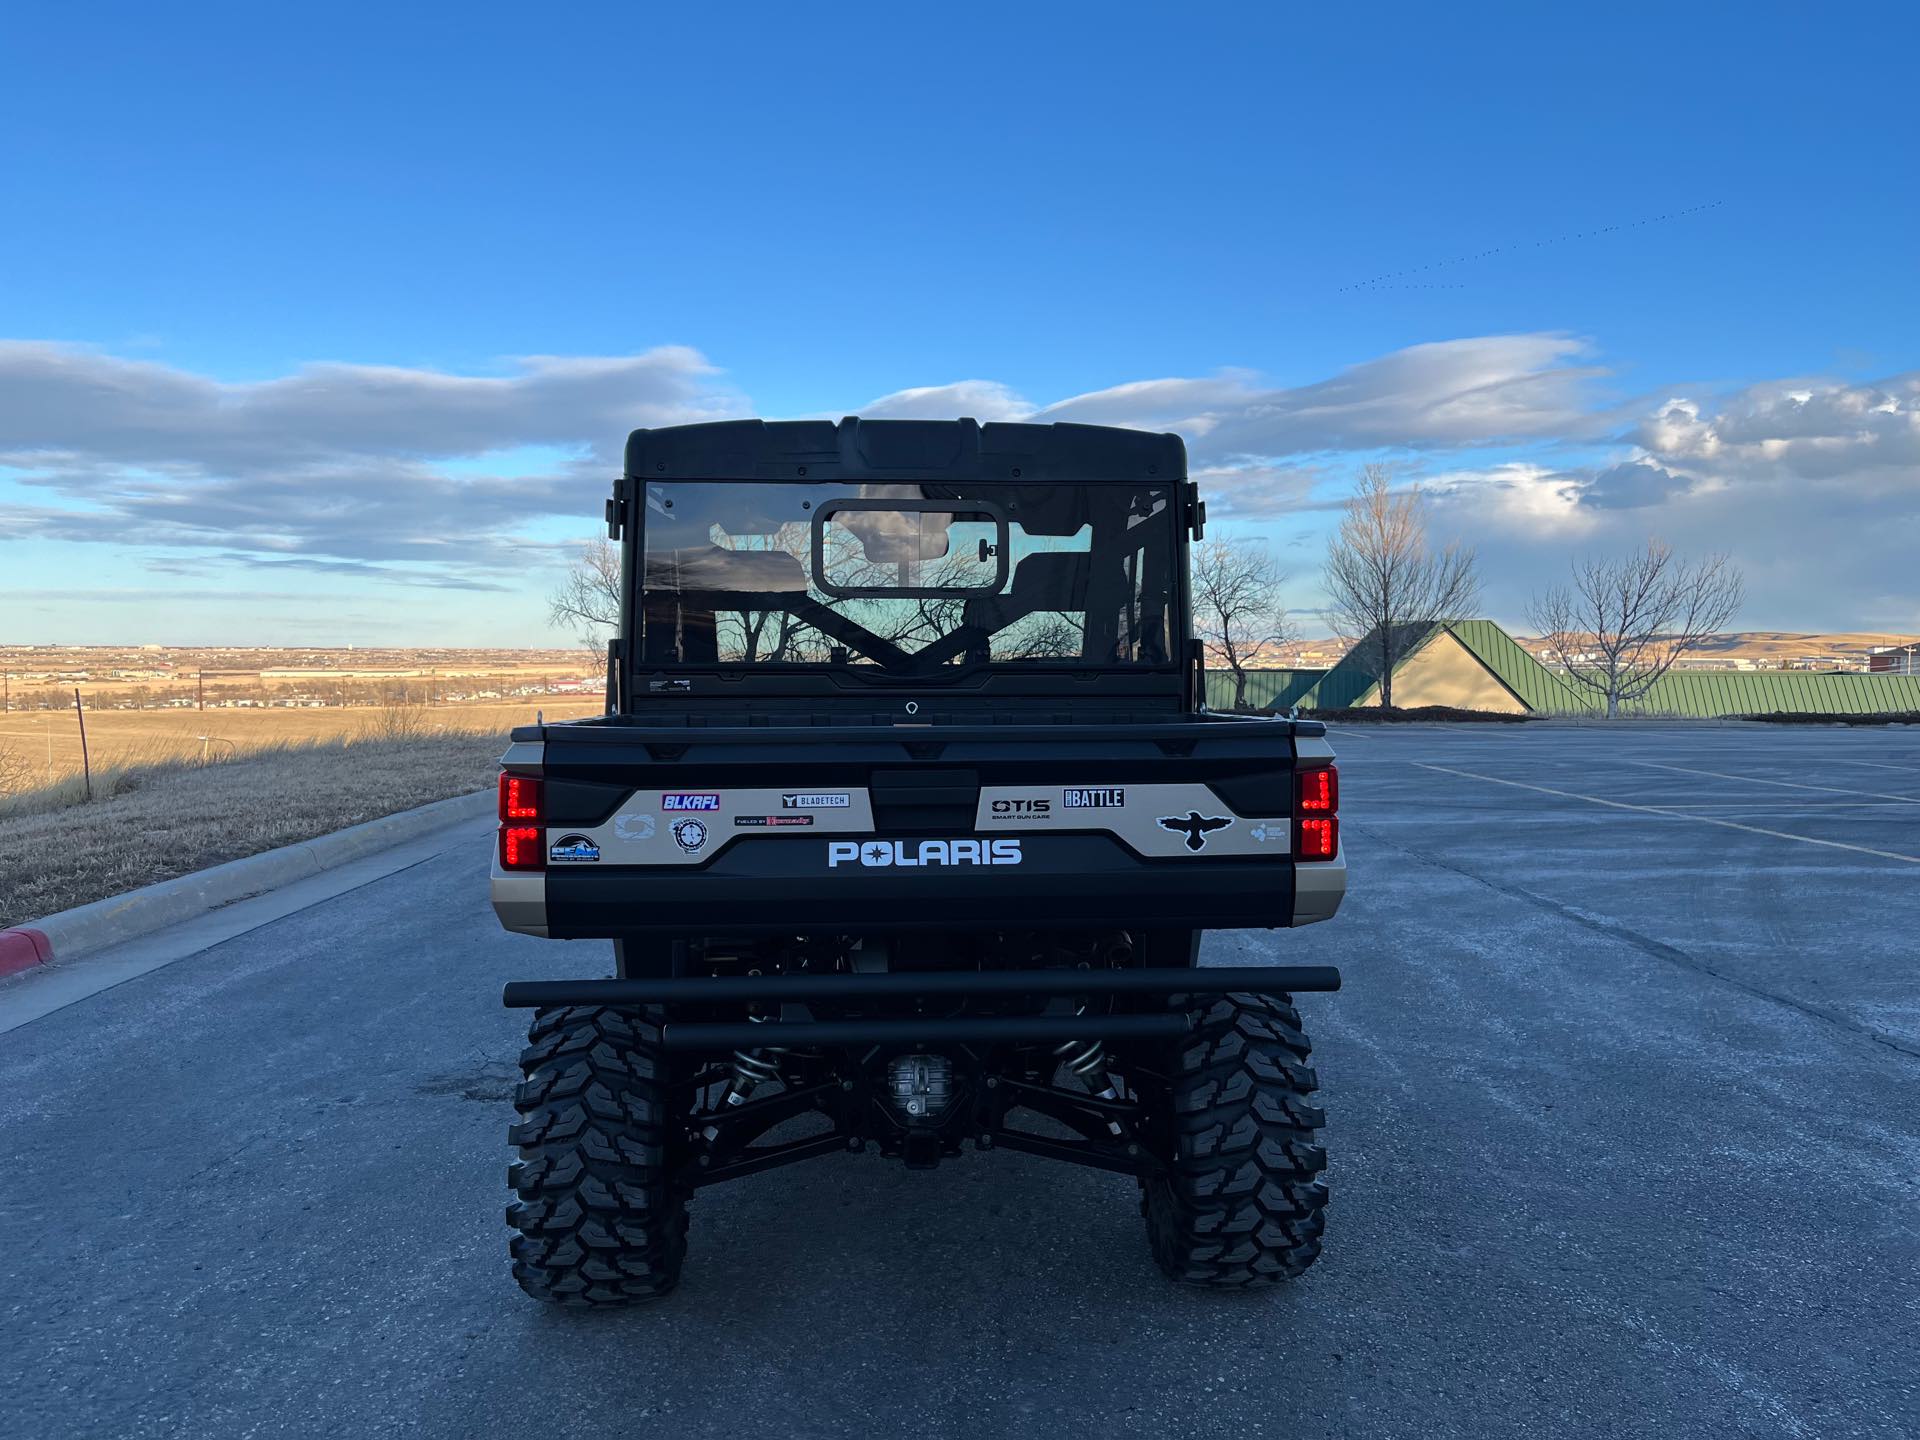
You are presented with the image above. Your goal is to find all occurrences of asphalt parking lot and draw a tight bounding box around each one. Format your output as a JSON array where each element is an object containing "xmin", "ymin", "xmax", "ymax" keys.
[{"xmin": 3, "ymin": 722, "xmax": 1917, "ymax": 1438}]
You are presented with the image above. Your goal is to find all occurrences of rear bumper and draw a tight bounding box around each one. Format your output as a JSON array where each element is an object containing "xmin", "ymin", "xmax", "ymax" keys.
[{"xmin": 502, "ymin": 963, "xmax": 1344, "ymax": 1049}]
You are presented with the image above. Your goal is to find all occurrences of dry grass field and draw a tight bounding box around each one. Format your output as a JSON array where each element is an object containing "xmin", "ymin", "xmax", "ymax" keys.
[
  {"xmin": 0, "ymin": 730, "xmax": 528, "ymax": 928},
  {"xmin": 0, "ymin": 699, "xmax": 605, "ymax": 928},
  {"xmin": 0, "ymin": 699, "xmax": 601, "ymax": 794}
]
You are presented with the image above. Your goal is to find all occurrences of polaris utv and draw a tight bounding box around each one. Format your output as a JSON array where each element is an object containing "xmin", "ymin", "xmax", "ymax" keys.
[{"xmin": 491, "ymin": 417, "xmax": 1345, "ymax": 1304}]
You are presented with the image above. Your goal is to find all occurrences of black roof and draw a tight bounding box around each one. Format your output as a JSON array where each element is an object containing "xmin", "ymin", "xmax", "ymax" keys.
[{"xmin": 625, "ymin": 417, "xmax": 1185, "ymax": 484}]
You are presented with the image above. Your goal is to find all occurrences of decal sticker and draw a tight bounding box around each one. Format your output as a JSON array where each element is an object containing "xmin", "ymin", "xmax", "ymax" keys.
[
  {"xmin": 1157, "ymin": 811, "xmax": 1234, "ymax": 852},
  {"xmin": 671, "ymin": 818, "xmax": 710, "ymax": 853},
  {"xmin": 989, "ymin": 797, "xmax": 1051, "ymax": 819},
  {"xmin": 613, "ymin": 813, "xmax": 657, "ymax": 841},
  {"xmin": 663, "ymin": 793, "xmax": 720, "ymax": 811},
  {"xmin": 1063, "ymin": 787, "xmax": 1125, "ymax": 808},
  {"xmin": 1249, "ymin": 822, "xmax": 1286, "ymax": 843},
  {"xmin": 782, "ymin": 792, "xmax": 850, "ymax": 809},
  {"xmin": 548, "ymin": 834, "xmax": 601, "ymax": 864},
  {"xmin": 735, "ymin": 815, "xmax": 814, "ymax": 827},
  {"xmin": 827, "ymin": 838, "xmax": 1023, "ymax": 868}
]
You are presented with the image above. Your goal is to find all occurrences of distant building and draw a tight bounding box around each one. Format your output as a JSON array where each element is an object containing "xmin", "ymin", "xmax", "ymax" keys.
[{"xmin": 1212, "ymin": 620, "xmax": 1920, "ymax": 717}]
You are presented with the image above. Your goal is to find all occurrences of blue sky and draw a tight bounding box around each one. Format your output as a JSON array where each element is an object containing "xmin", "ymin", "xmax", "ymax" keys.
[{"xmin": 3, "ymin": 2, "xmax": 1916, "ymax": 644}]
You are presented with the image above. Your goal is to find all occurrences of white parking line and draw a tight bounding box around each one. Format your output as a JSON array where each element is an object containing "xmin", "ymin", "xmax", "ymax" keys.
[
  {"xmin": 1625, "ymin": 759, "xmax": 1920, "ymax": 804},
  {"xmin": 1413, "ymin": 763, "xmax": 1920, "ymax": 865},
  {"xmin": 1824, "ymin": 757, "xmax": 1920, "ymax": 775}
]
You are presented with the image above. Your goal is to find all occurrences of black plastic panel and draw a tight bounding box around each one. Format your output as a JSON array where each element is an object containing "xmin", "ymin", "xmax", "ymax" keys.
[
  {"xmin": 545, "ymin": 834, "xmax": 1293, "ymax": 937},
  {"xmin": 626, "ymin": 418, "xmax": 1186, "ymax": 486}
]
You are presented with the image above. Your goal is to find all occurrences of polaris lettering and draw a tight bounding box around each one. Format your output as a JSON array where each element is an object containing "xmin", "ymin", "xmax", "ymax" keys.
[{"xmin": 827, "ymin": 839, "xmax": 1023, "ymax": 868}]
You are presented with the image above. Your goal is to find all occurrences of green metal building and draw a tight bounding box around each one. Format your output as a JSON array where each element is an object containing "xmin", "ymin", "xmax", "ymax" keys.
[{"xmin": 1205, "ymin": 620, "xmax": 1920, "ymax": 717}]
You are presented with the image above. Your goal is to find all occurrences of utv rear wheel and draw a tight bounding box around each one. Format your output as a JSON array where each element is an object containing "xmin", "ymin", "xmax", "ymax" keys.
[
  {"xmin": 506, "ymin": 1005, "xmax": 688, "ymax": 1305},
  {"xmin": 1143, "ymin": 992, "xmax": 1328, "ymax": 1287}
]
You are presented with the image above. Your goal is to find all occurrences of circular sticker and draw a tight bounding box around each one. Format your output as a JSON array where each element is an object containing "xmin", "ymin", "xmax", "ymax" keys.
[{"xmin": 671, "ymin": 817, "xmax": 709, "ymax": 854}]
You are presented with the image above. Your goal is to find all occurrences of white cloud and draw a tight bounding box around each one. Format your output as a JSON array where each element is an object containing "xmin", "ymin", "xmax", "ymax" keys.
[
  {"xmin": 1, "ymin": 335, "xmax": 1914, "ymax": 635},
  {"xmin": 1432, "ymin": 372, "xmax": 1920, "ymax": 631},
  {"xmin": 1036, "ymin": 335, "xmax": 1608, "ymax": 456},
  {"xmin": 0, "ymin": 342, "xmax": 743, "ymax": 577},
  {"xmin": 856, "ymin": 379, "xmax": 1033, "ymax": 421}
]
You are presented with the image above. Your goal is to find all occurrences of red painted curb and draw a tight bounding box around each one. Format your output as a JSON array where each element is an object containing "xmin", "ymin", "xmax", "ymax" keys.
[{"xmin": 0, "ymin": 927, "xmax": 54, "ymax": 979}]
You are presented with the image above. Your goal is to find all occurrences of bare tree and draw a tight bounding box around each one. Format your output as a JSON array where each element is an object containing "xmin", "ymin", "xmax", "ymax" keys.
[
  {"xmin": 548, "ymin": 538, "xmax": 622, "ymax": 668},
  {"xmin": 1193, "ymin": 537, "xmax": 1292, "ymax": 710},
  {"xmin": 1322, "ymin": 465, "xmax": 1480, "ymax": 707},
  {"xmin": 1527, "ymin": 539, "xmax": 1744, "ymax": 717}
]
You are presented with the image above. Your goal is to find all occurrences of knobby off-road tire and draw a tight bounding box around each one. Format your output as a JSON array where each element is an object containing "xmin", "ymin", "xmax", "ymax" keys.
[
  {"xmin": 507, "ymin": 1005, "xmax": 688, "ymax": 1305},
  {"xmin": 1143, "ymin": 992, "xmax": 1329, "ymax": 1287}
]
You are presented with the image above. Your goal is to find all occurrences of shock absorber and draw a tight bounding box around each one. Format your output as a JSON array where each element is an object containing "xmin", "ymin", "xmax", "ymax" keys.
[
  {"xmin": 1055, "ymin": 1019, "xmax": 1126, "ymax": 1137},
  {"xmin": 702, "ymin": 1015, "xmax": 786, "ymax": 1143},
  {"xmin": 1054, "ymin": 935, "xmax": 1136, "ymax": 1137}
]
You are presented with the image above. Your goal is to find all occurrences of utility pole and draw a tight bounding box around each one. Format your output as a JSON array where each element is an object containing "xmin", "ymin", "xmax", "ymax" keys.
[
  {"xmin": 198, "ymin": 669, "xmax": 205, "ymax": 711},
  {"xmin": 74, "ymin": 687, "xmax": 92, "ymax": 801}
]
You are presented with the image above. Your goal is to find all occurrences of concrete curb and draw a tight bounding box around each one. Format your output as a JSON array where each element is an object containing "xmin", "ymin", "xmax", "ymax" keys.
[{"xmin": 0, "ymin": 789, "xmax": 492, "ymax": 976}]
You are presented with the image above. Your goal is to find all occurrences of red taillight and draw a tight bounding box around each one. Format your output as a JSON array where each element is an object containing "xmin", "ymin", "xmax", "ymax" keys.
[
  {"xmin": 498, "ymin": 773, "xmax": 544, "ymax": 868},
  {"xmin": 500, "ymin": 824, "xmax": 545, "ymax": 871},
  {"xmin": 1297, "ymin": 765, "xmax": 1337, "ymax": 813},
  {"xmin": 1295, "ymin": 763, "xmax": 1339, "ymax": 859},
  {"xmin": 1296, "ymin": 816, "xmax": 1338, "ymax": 860},
  {"xmin": 499, "ymin": 773, "xmax": 542, "ymax": 821}
]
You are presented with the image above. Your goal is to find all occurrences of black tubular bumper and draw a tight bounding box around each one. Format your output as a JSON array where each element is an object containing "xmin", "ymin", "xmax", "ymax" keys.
[
  {"xmin": 502, "ymin": 964, "xmax": 1341, "ymax": 1009},
  {"xmin": 503, "ymin": 964, "xmax": 1341, "ymax": 1050}
]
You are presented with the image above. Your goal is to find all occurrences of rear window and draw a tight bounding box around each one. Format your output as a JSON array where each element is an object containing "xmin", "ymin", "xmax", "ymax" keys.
[{"xmin": 638, "ymin": 481, "xmax": 1176, "ymax": 674}]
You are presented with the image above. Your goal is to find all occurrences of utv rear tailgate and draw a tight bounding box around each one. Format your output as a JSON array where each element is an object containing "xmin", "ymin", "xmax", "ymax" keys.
[{"xmin": 494, "ymin": 716, "xmax": 1342, "ymax": 936}]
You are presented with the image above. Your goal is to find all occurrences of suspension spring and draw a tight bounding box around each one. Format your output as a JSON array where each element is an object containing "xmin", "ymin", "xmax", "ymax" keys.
[
  {"xmin": 729, "ymin": 1047, "xmax": 784, "ymax": 1089},
  {"xmin": 1056, "ymin": 1009, "xmax": 1125, "ymax": 1137},
  {"xmin": 1053, "ymin": 1036, "xmax": 1107, "ymax": 1076}
]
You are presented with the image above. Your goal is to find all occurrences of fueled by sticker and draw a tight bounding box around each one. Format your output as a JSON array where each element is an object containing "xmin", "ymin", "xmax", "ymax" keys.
[
  {"xmin": 827, "ymin": 839, "xmax": 1023, "ymax": 868},
  {"xmin": 662, "ymin": 793, "xmax": 720, "ymax": 811},
  {"xmin": 548, "ymin": 834, "xmax": 601, "ymax": 863},
  {"xmin": 735, "ymin": 815, "xmax": 814, "ymax": 827},
  {"xmin": 782, "ymin": 792, "xmax": 850, "ymax": 809},
  {"xmin": 1063, "ymin": 787, "xmax": 1125, "ymax": 808}
]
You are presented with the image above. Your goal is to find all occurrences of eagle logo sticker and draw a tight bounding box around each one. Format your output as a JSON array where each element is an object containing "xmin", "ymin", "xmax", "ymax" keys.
[{"xmin": 1157, "ymin": 811, "xmax": 1234, "ymax": 852}]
